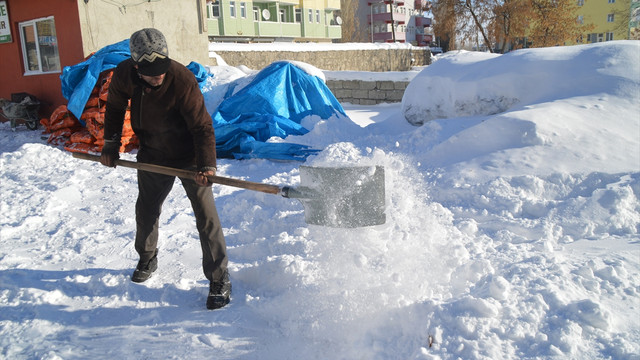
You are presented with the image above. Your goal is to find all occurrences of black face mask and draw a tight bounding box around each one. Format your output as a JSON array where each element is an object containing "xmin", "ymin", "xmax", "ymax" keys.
[
  {"xmin": 136, "ymin": 71, "xmax": 164, "ymax": 91},
  {"xmin": 144, "ymin": 82, "xmax": 163, "ymax": 91}
]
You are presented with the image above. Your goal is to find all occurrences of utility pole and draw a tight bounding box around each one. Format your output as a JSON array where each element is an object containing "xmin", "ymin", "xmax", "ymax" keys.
[{"xmin": 390, "ymin": 1, "xmax": 396, "ymax": 42}]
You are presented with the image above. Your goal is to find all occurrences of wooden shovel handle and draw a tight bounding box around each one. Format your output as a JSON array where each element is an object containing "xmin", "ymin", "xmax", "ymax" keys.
[{"xmin": 72, "ymin": 152, "xmax": 282, "ymax": 195}]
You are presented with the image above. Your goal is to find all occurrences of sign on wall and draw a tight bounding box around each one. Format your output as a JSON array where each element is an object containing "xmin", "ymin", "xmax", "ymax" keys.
[{"xmin": 0, "ymin": 1, "xmax": 11, "ymax": 44}]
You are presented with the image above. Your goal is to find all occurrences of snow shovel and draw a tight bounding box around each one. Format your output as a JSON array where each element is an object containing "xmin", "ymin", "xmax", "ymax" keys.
[{"xmin": 72, "ymin": 152, "xmax": 386, "ymax": 228}]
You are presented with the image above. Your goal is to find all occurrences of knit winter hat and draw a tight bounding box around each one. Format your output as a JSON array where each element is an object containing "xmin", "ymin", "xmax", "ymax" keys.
[{"xmin": 129, "ymin": 28, "xmax": 171, "ymax": 76}]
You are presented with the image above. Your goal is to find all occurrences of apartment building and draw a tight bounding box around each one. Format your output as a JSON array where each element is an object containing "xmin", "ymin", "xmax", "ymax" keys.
[
  {"xmin": 577, "ymin": 0, "xmax": 635, "ymax": 43},
  {"xmin": 366, "ymin": 0, "xmax": 433, "ymax": 45},
  {"xmin": 206, "ymin": 0, "xmax": 342, "ymax": 42},
  {"xmin": 1, "ymin": 0, "xmax": 210, "ymax": 116}
]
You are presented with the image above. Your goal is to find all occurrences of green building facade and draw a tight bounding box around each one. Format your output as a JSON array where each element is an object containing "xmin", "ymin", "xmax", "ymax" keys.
[{"xmin": 206, "ymin": 0, "xmax": 342, "ymax": 42}]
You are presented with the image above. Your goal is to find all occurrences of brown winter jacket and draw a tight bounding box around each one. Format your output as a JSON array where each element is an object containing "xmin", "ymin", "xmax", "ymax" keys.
[{"xmin": 103, "ymin": 58, "xmax": 217, "ymax": 170}]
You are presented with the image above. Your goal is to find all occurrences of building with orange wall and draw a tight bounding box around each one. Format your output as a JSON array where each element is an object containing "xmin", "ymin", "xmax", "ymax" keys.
[
  {"xmin": 0, "ymin": 0, "xmax": 84, "ymax": 116},
  {"xmin": 0, "ymin": 0, "xmax": 211, "ymax": 118}
]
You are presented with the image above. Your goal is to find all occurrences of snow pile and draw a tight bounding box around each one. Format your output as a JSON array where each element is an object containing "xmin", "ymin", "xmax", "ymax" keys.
[
  {"xmin": 1, "ymin": 40, "xmax": 639, "ymax": 359},
  {"xmin": 402, "ymin": 42, "xmax": 639, "ymax": 125}
]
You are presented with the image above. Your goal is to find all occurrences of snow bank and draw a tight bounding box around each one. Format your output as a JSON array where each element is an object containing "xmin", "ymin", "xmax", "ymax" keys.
[
  {"xmin": 1, "ymin": 41, "xmax": 639, "ymax": 360},
  {"xmin": 402, "ymin": 41, "xmax": 640, "ymax": 125}
]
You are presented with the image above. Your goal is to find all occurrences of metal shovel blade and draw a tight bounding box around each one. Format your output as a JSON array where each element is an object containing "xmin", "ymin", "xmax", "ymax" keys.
[
  {"xmin": 71, "ymin": 152, "xmax": 385, "ymax": 228},
  {"xmin": 289, "ymin": 165, "xmax": 386, "ymax": 228}
]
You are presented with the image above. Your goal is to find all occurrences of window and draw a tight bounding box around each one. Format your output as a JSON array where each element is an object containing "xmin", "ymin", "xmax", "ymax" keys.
[
  {"xmin": 308, "ymin": 9, "xmax": 313, "ymax": 23},
  {"xmin": 295, "ymin": 9, "xmax": 301, "ymax": 23},
  {"xmin": 254, "ymin": 7, "xmax": 259, "ymax": 21},
  {"xmin": 588, "ymin": 33, "xmax": 600, "ymax": 42},
  {"xmin": 607, "ymin": 13, "xmax": 614, "ymax": 22},
  {"xmin": 577, "ymin": 15, "xmax": 584, "ymax": 24},
  {"xmin": 19, "ymin": 16, "xmax": 61, "ymax": 75},
  {"xmin": 230, "ymin": 1, "xmax": 236, "ymax": 17},
  {"xmin": 329, "ymin": 11, "xmax": 339, "ymax": 25},
  {"xmin": 606, "ymin": 32, "xmax": 614, "ymax": 41},
  {"xmin": 207, "ymin": 1, "xmax": 220, "ymax": 18},
  {"xmin": 577, "ymin": 0, "xmax": 584, "ymax": 5},
  {"xmin": 316, "ymin": 9, "xmax": 320, "ymax": 23},
  {"xmin": 240, "ymin": 2, "xmax": 246, "ymax": 18},
  {"xmin": 608, "ymin": 0, "xmax": 615, "ymax": 3},
  {"xmin": 280, "ymin": 9, "xmax": 285, "ymax": 22}
]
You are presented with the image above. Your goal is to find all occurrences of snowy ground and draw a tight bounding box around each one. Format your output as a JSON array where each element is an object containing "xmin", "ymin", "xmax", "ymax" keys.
[{"xmin": 1, "ymin": 41, "xmax": 639, "ymax": 360}]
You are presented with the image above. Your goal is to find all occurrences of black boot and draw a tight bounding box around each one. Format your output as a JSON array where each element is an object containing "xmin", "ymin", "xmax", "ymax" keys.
[
  {"xmin": 131, "ymin": 250, "xmax": 158, "ymax": 283},
  {"xmin": 206, "ymin": 271, "xmax": 231, "ymax": 310}
]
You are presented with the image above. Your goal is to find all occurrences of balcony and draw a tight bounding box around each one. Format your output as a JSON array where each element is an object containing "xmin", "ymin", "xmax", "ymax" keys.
[
  {"xmin": 415, "ymin": 16, "xmax": 431, "ymax": 27},
  {"xmin": 325, "ymin": 0, "xmax": 340, "ymax": 10},
  {"xmin": 326, "ymin": 25, "xmax": 341, "ymax": 39},
  {"xmin": 368, "ymin": 10, "xmax": 406, "ymax": 24},
  {"xmin": 368, "ymin": 0, "xmax": 404, "ymax": 5},
  {"xmin": 255, "ymin": 21, "xmax": 302, "ymax": 38},
  {"xmin": 415, "ymin": 33, "xmax": 433, "ymax": 46},
  {"xmin": 414, "ymin": 0, "xmax": 429, "ymax": 10},
  {"xmin": 372, "ymin": 31, "xmax": 406, "ymax": 42}
]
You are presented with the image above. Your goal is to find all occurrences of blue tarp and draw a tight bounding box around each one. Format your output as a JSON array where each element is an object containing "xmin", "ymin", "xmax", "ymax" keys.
[
  {"xmin": 210, "ymin": 61, "xmax": 346, "ymax": 160},
  {"xmin": 186, "ymin": 61, "xmax": 212, "ymax": 91},
  {"xmin": 60, "ymin": 39, "xmax": 131, "ymax": 120},
  {"xmin": 60, "ymin": 41, "xmax": 345, "ymax": 161},
  {"xmin": 60, "ymin": 40, "xmax": 212, "ymax": 121}
]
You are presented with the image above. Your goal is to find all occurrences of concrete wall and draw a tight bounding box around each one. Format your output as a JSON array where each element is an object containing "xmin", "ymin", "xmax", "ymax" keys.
[
  {"xmin": 210, "ymin": 45, "xmax": 426, "ymax": 103},
  {"xmin": 326, "ymin": 80, "xmax": 409, "ymax": 104},
  {"xmin": 209, "ymin": 47, "xmax": 430, "ymax": 71},
  {"xmin": 76, "ymin": 0, "xmax": 210, "ymax": 66}
]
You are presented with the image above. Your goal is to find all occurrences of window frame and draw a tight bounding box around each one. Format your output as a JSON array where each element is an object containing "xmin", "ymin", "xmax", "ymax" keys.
[
  {"xmin": 207, "ymin": 1, "xmax": 220, "ymax": 18},
  {"xmin": 19, "ymin": 16, "xmax": 61, "ymax": 76},
  {"xmin": 230, "ymin": 1, "xmax": 236, "ymax": 17}
]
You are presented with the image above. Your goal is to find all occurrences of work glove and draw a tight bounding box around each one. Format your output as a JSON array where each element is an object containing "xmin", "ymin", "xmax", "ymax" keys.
[
  {"xmin": 100, "ymin": 140, "xmax": 120, "ymax": 168},
  {"xmin": 195, "ymin": 167, "xmax": 216, "ymax": 187}
]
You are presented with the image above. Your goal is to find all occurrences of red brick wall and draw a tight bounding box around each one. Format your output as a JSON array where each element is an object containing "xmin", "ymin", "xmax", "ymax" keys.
[{"xmin": 0, "ymin": 0, "xmax": 84, "ymax": 117}]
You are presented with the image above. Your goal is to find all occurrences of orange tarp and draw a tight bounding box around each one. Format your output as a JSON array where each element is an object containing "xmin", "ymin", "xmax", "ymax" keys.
[{"xmin": 41, "ymin": 70, "xmax": 138, "ymax": 155}]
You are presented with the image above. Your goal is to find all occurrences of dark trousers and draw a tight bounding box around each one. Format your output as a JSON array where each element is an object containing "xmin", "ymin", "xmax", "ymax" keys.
[{"xmin": 134, "ymin": 169, "xmax": 228, "ymax": 283}]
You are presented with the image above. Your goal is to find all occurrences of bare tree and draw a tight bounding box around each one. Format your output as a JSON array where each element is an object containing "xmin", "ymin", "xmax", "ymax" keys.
[
  {"xmin": 461, "ymin": 0, "xmax": 494, "ymax": 51},
  {"xmin": 340, "ymin": 0, "xmax": 362, "ymax": 42},
  {"xmin": 528, "ymin": 0, "xmax": 589, "ymax": 47},
  {"xmin": 434, "ymin": 0, "xmax": 596, "ymax": 52},
  {"xmin": 432, "ymin": 0, "xmax": 458, "ymax": 51},
  {"xmin": 489, "ymin": 0, "xmax": 532, "ymax": 53},
  {"xmin": 432, "ymin": 0, "xmax": 494, "ymax": 51}
]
